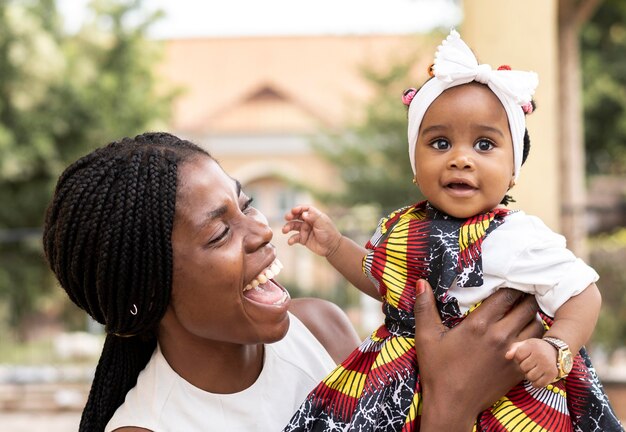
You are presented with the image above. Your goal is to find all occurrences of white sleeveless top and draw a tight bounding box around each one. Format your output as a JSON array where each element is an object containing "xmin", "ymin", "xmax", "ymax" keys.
[{"xmin": 105, "ymin": 313, "xmax": 336, "ymax": 432}]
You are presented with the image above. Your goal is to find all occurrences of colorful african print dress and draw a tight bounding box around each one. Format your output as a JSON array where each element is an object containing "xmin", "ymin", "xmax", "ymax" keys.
[{"xmin": 283, "ymin": 201, "xmax": 622, "ymax": 432}]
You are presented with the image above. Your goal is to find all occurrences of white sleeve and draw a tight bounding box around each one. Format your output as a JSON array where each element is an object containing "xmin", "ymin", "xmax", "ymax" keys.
[{"xmin": 483, "ymin": 212, "xmax": 599, "ymax": 316}]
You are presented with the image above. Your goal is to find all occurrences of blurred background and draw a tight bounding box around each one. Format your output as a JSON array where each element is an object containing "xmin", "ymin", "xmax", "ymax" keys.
[{"xmin": 0, "ymin": 0, "xmax": 625, "ymax": 429}]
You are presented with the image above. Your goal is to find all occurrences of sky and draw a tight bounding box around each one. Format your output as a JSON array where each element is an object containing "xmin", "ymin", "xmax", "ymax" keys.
[{"xmin": 57, "ymin": 0, "xmax": 462, "ymax": 39}]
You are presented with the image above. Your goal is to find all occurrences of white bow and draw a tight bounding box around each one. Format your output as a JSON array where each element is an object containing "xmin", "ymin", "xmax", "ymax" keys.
[
  {"xmin": 434, "ymin": 30, "xmax": 538, "ymax": 105},
  {"xmin": 407, "ymin": 30, "xmax": 539, "ymax": 180}
]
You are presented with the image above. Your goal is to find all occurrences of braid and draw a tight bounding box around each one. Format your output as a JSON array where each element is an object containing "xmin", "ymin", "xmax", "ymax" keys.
[{"xmin": 42, "ymin": 132, "xmax": 210, "ymax": 432}]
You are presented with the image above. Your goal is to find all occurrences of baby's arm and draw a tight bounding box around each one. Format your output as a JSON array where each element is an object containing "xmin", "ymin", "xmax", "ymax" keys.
[
  {"xmin": 282, "ymin": 205, "xmax": 379, "ymax": 299},
  {"xmin": 505, "ymin": 283, "xmax": 601, "ymax": 387}
]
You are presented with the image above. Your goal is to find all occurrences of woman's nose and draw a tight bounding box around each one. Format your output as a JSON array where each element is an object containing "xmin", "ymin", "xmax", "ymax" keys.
[{"xmin": 245, "ymin": 211, "xmax": 273, "ymax": 252}]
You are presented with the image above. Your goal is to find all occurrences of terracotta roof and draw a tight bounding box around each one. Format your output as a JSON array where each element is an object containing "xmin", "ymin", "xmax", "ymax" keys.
[{"xmin": 157, "ymin": 34, "xmax": 437, "ymax": 134}]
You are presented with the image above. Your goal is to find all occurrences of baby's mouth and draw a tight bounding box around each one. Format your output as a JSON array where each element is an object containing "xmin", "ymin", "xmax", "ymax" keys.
[
  {"xmin": 243, "ymin": 258, "xmax": 289, "ymax": 305},
  {"xmin": 446, "ymin": 182, "xmax": 476, "ymax": 191}
]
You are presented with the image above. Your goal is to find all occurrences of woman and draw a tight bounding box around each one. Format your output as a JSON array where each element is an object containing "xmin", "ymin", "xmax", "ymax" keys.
[{"xmin": 43, "ymin": 132, "xmax": 541, "ymax": 431}]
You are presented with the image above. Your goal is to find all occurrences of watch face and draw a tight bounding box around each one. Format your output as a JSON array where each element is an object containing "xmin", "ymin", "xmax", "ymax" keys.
[{"xmin": 562, "ymin": 351, "xmax": 574, "ymax": 374}]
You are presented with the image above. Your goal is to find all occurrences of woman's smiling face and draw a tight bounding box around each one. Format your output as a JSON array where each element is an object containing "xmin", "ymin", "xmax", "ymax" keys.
[
  {"xmin": 413, "ymin": 83, "xmax": 515, "ymax": 218},
  {"xmin": 165, "ymin": 156, "xmax": 290, "ymax": 345}
]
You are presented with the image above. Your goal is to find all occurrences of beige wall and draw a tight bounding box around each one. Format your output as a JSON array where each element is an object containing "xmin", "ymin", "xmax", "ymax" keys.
[
  {"xmin": 159, "ymin": 9, "xmax": 562, "ymax": 297},
  {"xmin": 463, "ymin": 0, "xmax": 560, "ymax": 230},
  {"xmin": 158, "ymin": 35, "xmax": 432, "ymax": 134}
]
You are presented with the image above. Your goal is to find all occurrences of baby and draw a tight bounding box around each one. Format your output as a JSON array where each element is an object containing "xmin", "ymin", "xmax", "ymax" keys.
[{"xmin": 282, "ymin": 30, "xmax": 622, "ymax": 432}]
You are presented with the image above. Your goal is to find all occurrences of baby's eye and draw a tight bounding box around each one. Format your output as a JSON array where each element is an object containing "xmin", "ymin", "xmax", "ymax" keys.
[
  {"xmin": 430, "ymin": 139, "xmax": 450, "ymax": 150},
  {"xmin": 474, "ymin": 139, "xmax": 494, "ymax": 152}
]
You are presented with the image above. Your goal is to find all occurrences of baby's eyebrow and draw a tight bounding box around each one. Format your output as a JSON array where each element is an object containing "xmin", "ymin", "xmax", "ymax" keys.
[
  {"xmin": 476, "ymin": 125, "xmax": 506, "ymax": 138},
  {"xmin": 420, "ymin": 125, "xmax": 447, "ymax": 136}
]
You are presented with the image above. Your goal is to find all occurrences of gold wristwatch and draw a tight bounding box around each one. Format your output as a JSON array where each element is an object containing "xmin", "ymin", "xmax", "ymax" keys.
[{"xmin": 543, "ymin": 336, "xmax": 573, "ymax": 381}]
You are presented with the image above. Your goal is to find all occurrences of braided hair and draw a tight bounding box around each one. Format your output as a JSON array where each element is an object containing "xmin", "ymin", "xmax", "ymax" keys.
[{"xmin": 43, "ymin": 132, "xmax": 210, "ymax": 432}]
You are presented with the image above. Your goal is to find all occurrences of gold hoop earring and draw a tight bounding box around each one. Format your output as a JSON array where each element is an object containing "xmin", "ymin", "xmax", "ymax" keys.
[{"xmin": 412, "ymin": 178, "xmax": 417, "ymax": 185}]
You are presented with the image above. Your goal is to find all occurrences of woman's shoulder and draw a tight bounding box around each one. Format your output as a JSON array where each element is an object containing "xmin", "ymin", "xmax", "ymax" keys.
[
  {"xmin": 288, "ymin": 297, "xmax": 360, "ymax": 364},
  {"xmin": 109, "ymin": 428, "xmax": 152, "ymax": 432}
]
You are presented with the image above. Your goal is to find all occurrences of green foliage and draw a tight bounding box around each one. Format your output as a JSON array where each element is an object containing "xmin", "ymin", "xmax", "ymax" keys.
[
  {"xmin": 0, "ymin": 0, "xmax": 173, "ymax": 338},
  {"xmin": 312, "ymin": 56, "xmax": 426, "ymax": 216},
  {"xmin": 589, "ymin": 229, "xmax": 626, "ymax": 354},
  {"xmin": 581, "ymin": 0, "xmax": 626, "ymax": 175}
]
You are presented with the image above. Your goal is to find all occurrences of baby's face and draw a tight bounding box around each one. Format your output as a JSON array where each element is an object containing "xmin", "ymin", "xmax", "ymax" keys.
[{"xmin": 413, "ymin": 83, "xmax": 515, "ymax": 218}]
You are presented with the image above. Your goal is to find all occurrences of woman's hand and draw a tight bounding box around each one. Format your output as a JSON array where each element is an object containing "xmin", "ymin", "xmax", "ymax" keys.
[{"xmin": 413, "ymin": 280, "xmax": 543, "ymax": 431}]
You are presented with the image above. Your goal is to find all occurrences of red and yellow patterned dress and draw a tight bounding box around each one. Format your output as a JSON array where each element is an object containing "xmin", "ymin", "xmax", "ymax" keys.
[{"xmin": 283, "ymin": 201, "xmax": 622, "ymax": 432}]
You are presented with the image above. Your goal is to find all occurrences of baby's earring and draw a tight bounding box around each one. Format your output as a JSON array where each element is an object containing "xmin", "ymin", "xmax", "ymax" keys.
[
  {"xmin": 509, "ymin": 179, "xmax": 516, "ymax": 189},
  {"xmin": 412, "ymin": 177, "xmax": 418, "ymax": 185}
]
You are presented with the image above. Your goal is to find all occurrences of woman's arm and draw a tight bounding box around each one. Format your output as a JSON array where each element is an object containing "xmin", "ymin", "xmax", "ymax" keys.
[
  {"xmin": 412, "ymin": 280, "xmax": 543, "ymax": 431},
  {"xmin": 289, "ymin": 297, "xmax": 361, "ymax": 363}
]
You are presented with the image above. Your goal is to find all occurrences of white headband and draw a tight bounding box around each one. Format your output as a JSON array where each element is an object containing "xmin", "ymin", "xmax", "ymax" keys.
[{"xmin": 407, "ymin": 30, "xmax": 538, "ymax": 180}]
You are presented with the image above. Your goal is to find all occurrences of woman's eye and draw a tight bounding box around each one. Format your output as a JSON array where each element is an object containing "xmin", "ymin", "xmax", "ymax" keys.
[
  {"xmin": 475, "ymin": 139, "xmax": 494, "ymax": 151},
  {"xmin": 242, "ymin": 197, "xmax": 255, "ymax": 214},
  {"xmin": 208, "ymin": 227, "xmax": 229, "ymax": 246},
  {"xmin": 430, "ymin": 139, "xmax": 450, "ymax": 150}
]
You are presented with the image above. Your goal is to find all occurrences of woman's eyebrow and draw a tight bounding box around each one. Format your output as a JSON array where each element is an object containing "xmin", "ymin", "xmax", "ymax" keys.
[{"xmin": 203, "ymin": 179, "xmax": 242, "ymax": 222}]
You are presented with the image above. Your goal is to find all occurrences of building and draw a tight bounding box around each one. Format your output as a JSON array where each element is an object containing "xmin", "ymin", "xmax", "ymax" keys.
[
  {"xmin": 156, "ymin": 0, "xmax": 560, "ymax": 304},
  {"xmin": 157, "ymin": 34, "xmax": 438, "ymax": 296}
]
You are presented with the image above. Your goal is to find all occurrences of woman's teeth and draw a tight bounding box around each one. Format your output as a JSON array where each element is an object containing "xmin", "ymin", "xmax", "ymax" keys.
[{"xmin": 243, "ymin": 259, "xmax": 283, "ymax": 292}]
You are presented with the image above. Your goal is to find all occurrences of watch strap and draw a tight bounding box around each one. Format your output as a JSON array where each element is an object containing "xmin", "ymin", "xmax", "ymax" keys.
[
  {"xmin": 543, "ymin": 336, "xmax": 573, "ymax": 381},
  {"xmin": 543, "ymin": 336, "xmax": 568, "ymax": 351}
]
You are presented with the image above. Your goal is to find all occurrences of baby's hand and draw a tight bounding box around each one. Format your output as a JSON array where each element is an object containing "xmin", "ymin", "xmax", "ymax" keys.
[
  {"xmin": 505, "ymin": 338, "xmax": 559, "ymax": 388},
  {"xmin": 282, "ymin": 205, "xmax": 342, "ymax": 257}
]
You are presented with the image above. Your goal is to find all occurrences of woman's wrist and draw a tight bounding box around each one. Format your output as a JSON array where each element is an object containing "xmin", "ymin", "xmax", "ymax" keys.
[
  {"xmin": 421, "ymin": 387, "xmax": 478, "ymax": 430},
  {"xmin": 420, "ymin": 403, "xmax": 475, "ymax": 431}
]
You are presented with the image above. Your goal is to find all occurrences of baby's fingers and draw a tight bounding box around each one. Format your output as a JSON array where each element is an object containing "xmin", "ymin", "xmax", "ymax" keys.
[
  {"xmin": 282, "ymin": 220, "xmax": 302, "ymax": 234},
  {"xmin": 284, "ymin": 205, "xmax": 309, "ymax": 222},
  {"xmin": 529, "ymin": 373, "xmax": 553, "ymax": 389},
  {"xmin": 505, "ymin": 342, "xmax": 522, "ymax": 360},
  {"xmin": 286, "ymin": 233, "xmax": 303, "ymax": 246},
  {"xmin": 285, "ymin": 223, "xmax": 311, "ymax": 246},
  {"xmin": 506, "ymin": 341, "xmax": 534, "ymax": 372}
]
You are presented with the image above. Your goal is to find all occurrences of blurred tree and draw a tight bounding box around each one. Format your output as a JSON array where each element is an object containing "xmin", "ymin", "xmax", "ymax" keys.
[
  {"xmin": 558, "ymin": 0, "xmax": 604, "ymax": 259},
  {"xmin": 312, "ymin": 59, "xmax": 425, "ymax": 217},
  {"xmin": 580, "ymin": 0, "xmax": 626, "ymax": 357},
  {"xmin": 581, "ymin": 0, "xmax": 626, "ymax": 175},
  {"xmin": 589, "ymin": 229, "xmax": 626, "ymax": 354},
  {"xmin": 0, "ymin": 0, "xmax": 172, "ymax": 338}
]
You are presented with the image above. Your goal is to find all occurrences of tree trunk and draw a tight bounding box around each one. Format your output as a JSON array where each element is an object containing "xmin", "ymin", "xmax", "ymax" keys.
[{"xmin": 558, "ymin": 0, "xmax": 602, "ymax": 259}]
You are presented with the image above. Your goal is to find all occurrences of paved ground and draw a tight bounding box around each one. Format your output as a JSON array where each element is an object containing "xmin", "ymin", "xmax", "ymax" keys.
[{"xmin": 0, "ymin": 411, "xmax": 80, "ymax": 431}]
